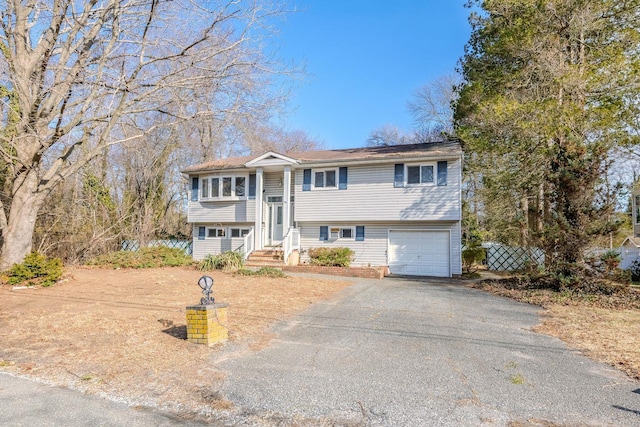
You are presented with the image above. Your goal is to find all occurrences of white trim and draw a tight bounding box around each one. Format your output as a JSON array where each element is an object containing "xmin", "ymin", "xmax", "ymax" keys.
[
  {"xmin": 199, "ymin": 174, "xmax": 248, "ymax": 201},
  {"xmin": 245, "ymin": 151, "xmax": 299, "ymax": 167},
  {"xmin": 254, "ymin": 168, "xmax": 264, "ymax": 249},
  {"xmin": 206, "ymin": 227, "xmax": 226, "ymax": 238},
  {"xmin": 229, "ymin": 227, "xmax": 251, "ymax": 238},
  {"xmin": 312, "ymin": 168, "xmax": 338, "ymax": 189},
  {"xmin": 283, "ymin": 166, "xmax": 292, "ymax": 231},
  {"xmin": 621, "ymin": 237, "xmax": 640, "ymax": 248},
  {"xmin": 327, "ymin": 226, "xmax": 355, "ymax": 241},
  {"xmin": 404, "ymin": 162, "xmax": 436, "ymax": 186}
]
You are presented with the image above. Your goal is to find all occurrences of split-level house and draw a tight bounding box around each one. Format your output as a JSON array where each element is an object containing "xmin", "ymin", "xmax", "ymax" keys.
[{"xmin": 182, "ymin": 141, "xmax": 463, "ymax": 277}]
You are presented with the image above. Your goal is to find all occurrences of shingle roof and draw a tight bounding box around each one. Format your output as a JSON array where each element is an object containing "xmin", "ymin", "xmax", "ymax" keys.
[
  {"xmin": 289, "ymin": 141, "xmax": 461, "ymax": 163},
  {"xmin": 182, "ymin": 141, "xmax": 462, "ymax": 174}
]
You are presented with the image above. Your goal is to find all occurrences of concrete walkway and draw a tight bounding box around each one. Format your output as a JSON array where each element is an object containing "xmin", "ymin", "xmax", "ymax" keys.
[{"xmin": 217, "ymin": 276, "xmax": 640, "ymax": 426}]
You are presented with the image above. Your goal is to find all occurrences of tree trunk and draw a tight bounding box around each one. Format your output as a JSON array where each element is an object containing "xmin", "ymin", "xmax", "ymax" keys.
[
  {"xmin": 0, "ymin": 172, "xmax": 46, "ymax": 270},
  {"xmin": 519, "ymin": 195, "xmax": 529, "ymax": 247}
]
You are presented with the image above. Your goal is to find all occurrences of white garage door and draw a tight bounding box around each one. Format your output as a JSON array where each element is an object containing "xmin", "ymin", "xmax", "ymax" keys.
[{"xmin": 388, "ymin": 230, "xmax": 450, "ymax": 277}]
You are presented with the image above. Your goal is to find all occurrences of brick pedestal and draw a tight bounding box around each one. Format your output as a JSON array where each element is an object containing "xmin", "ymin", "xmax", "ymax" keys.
[{"xmin": 186, "ymin": 303, "xmax": 229, "ymax": 346}]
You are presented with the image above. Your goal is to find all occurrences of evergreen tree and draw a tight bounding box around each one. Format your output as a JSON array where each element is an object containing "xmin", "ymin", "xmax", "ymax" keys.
[{"xmin": 455, "ymin": 0, "xmax": 640, "ymax": 275}]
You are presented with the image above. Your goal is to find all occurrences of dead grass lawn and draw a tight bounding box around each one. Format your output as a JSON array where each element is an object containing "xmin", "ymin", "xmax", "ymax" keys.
[
  {"xmin": 0, "ymin": 266, "xmax": 352, "ymax": 415},
  {"xmin": 471, "ymin": 280, "xmax": 640, "ymax": 380},
  {"xmin": 535, "ymin": 305, "xmax": 640, "ymax": 380}
]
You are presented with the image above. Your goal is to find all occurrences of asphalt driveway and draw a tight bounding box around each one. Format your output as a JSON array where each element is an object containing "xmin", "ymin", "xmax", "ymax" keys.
[{"xmin": 217, "ymin": 275, "xmax": 640, "ymax": 426}]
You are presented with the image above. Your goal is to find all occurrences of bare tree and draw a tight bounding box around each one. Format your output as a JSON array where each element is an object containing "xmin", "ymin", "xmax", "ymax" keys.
[
  {"xmin": 243, "ymin": 122, "xmax": 322, "ymax": 154},
  {"xmin": 365, "ymin": 73, "xmax": 460, "ymax": 147},
  {"xmin": 408, "ymin": 73, "xmax": 460, "ymax": 138},
  {"xmin": 366, "ymin": 124, "xmax": 414, "ymax": 147},
  {"xmin": 0, "ymin": 0, "xmax": 292, "ymax": 268}
]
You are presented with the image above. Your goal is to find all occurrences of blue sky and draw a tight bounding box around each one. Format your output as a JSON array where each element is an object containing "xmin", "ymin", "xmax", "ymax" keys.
[{"xmin": 276, "ymin": 1, "xmax": 472, "ymax": 149}]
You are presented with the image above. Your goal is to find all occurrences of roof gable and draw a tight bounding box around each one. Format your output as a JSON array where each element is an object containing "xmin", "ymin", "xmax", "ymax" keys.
[
  {"xmin": 245, "ymin": 151, "xmax": 298, "ymax": 167},
  {"xmin": 622, "ymin": 236, "xmax": 640, "ymax": 248}
]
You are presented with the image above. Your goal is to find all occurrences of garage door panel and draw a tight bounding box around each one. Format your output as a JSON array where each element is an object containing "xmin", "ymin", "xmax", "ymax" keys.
[{"xmin": 388, "ymin": 230, "xmax": 450, "ymax": 277}]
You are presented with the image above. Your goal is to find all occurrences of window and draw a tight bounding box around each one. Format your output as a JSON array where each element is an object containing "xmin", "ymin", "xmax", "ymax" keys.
[
  {"xmin": 340, "ymin": 228, "xmax": 353, "ymax": 239},
  {"xmin": 207, "ymin": 228, "xmax": 225, "ymax": 238},
  {"xmin": 326, "ymin": 170, "xmax": 336, "ymax": 187},
  {"xmin": 406, "ymin": 164, "xmax": 434, "ymax": 185},
  {"xmin": 201, "ymin": 178, "xmax": 209, "ymax": 198},
  {"xmin": 199, "ymin": 175, "xmax": 247, "ymax": 200},
  {"xmin": 395, "ymin": 162, "xmax": 447, "ymax": 187},
  {"xmin": 211, "ymin": 178, "xmax": 219, "ymax": 197},
  {"xmin": 235, "ymin": 177, "xmax": 245, "ymax": 197},
  {"xmin": 230, "ymin": 228, "xmax": 250, "ymax": 238},
  {"xmin": 329, "ymin": 227, "xmax": 354, "ymax": 240},
  {"xmin": 222, "ymin": 177, "xmax": 232, "ymax": 196},
  {"xmin": 191, "ymin": 177, "xmax": 199, "ymax": 201},
  {"xmin": 313, "ymin": 169, "xmax": 337, "ymax": 189}
]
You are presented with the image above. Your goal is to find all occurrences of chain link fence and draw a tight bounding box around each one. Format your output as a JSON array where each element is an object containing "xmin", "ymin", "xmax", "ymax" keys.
[
  {"xmin": 485, "ymin": 243, "xmax": 544, "ymax": 272},
  {"xmin": 121, "ymin": 239, "xmax": 193, "ymax": 255}
]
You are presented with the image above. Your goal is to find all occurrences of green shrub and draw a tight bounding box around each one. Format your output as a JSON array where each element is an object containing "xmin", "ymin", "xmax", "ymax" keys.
[
  {"xmin": 307, "ymin": 247, "xmax": 354, "ymax": 267},
  {"xmin": 235, "ymin": 267, "xmax": 286, "ymax": 278},
  {"xmin": 87, "ymin": 246, "xmax": 192, "ymax": 268},
  {"xmin": 197, "ymin": 251, "xmax": 244, "ymax": 272},
  {"xmin": 7, "ymin": 252, "xmax": 63, "ymax": 287},
  {"xmin": 462, "ymin": 241, "xmax": 485, "ymax": 273}
]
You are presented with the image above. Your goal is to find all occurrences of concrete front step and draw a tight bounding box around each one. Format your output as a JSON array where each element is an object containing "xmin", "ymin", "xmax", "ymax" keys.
[
  {"xmin": 245, "ymin": 249, "xmax": 285, "ymax": 268},
  {"xmin": 244, "ymin": 261, "xmax": 285, "ymax": 268},
  {"xmin": 248, "ymin": 250, "xmax": 283, "ymax": 261}
]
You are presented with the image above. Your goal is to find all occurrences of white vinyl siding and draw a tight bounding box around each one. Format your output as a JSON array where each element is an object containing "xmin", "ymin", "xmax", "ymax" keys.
[
  {"xmin": 298, "ymin": 221, "xmax": 461, "ymax": 275},
  {"xmin": 187, "ymin": 200, "xmax": 256, "ymax": 223},
  {"xmin": 294, "ymin": 159, "xmax": 461, "ymax": 222},
  {"xmin": 192, "ymin": 224, "xmax": 251, "ymax": 260}
]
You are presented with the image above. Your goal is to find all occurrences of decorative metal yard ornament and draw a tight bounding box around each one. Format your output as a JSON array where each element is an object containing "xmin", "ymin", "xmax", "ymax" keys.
[{"xmin": 198, "ymin": 275, "xmax": 215, "ymax": 305}]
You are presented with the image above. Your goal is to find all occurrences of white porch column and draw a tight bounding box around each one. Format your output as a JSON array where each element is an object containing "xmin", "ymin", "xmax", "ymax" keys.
[
  {"xmin": 283, "ymin": 166, "xmax": 291, "ymax": 233},
  {"xmin": 255, "ymin": 168, "xmax": 264, "ymax": 250}
]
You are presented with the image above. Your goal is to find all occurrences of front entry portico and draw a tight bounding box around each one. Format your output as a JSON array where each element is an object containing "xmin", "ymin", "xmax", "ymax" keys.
[{"xmin": 245, "ymin": 152, "xmax": 297, "ymax": 251}]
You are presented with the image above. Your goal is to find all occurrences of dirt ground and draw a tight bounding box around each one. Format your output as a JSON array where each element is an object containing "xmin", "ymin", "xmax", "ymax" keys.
[{"xmin": 0, "ymin": 266, "xmax": 352, "ymax": 416}]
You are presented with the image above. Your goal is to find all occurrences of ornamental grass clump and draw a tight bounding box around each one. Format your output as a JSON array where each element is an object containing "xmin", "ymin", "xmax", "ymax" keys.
[{"xmin": 197, "ymin": 251, "xmax": 244, "ymax": 272}]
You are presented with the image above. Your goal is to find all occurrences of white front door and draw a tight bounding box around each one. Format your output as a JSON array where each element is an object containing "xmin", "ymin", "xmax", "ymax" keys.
[
  {"xmin": 267, "ymin": 202, "xmax": 284, "ymax": 245},
  {"xmin": 388, "ymin": 230, "xmax": 450, "ymax": 277}
]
